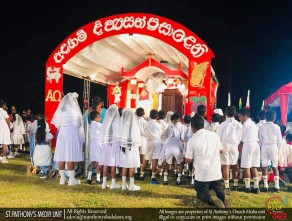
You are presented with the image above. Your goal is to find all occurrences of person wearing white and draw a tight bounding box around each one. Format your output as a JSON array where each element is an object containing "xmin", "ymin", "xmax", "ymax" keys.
[
  {"xmin": 156, "ymin": 80, "xmax": 167, "ymax": 111},
  {"xmin": 51, "ymin": 92, "xmax": 85, "ymax": 186},
  {"xmin": 11, "ymin": 114, "xmax": 26, "ymax": 154},
  {"xmin": 86, "ymin": 110, "xmax": 103, "ymax": 185},
  {"xmin": 33, "ymin": 119, "xmax": 53, "ymax": 176},
  {"xmin": 140, "ymin": 109, "xmax": 163, "ymax": 184},
  {"xmin": 162, "ymin": 114, "xmax": 187, "ymax": 185},
  {"xmin": 136, "ymin": 107, "xmax": 148, "ymax": 168},
  {"xmin": 98, "ymin": 104, "xmax": 121, "ymax": 189},
  {"xmin": 206, "ymin": 113, "xmax": 221, "ymax": 134},
  {"xmin": 218, "ymin": 106, "xmax": 242, "ymax": 191},
  {"xmin": 185, "ymin": 115, "xmax": 228, "ymax": 208},
  {"xmin": 258, "ymin": 110, "xmax": 282, "ymax": 192},
  {"xmin": 196, "ymin": 105, "xmax": 209, "ymax": 129},
  {"xmin": 237, "ymin": 108, "xmax": 260, "ymax": 193},
  {"xmin": 119, "ymin": 108, "xmax": 141, "ymax": 191},
  {"xmin": 0, "ymin": 100, "xmax": 11, "ymax": 163}
]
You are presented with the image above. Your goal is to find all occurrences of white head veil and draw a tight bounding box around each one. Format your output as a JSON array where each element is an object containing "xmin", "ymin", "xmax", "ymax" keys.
[
  {"xmin": 119, "ymin": 108, "xmax": 141, "ymax": 149},
  {"xmin": 99, "ymin": 104, "xmax": 120, "ymax": 145},
  {"xmin": 165, "ymin": 111, "xmax": 174, "ymax": 125},
  {"xmin": 51, "ymin": 92, "xmax": 84, "ymax": 142},
  {"xmin": 14, "ymin": 114, "xmax": 26, "ymax": 135}
]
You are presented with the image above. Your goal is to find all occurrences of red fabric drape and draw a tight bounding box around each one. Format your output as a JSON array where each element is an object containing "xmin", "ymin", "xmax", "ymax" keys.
[
  {"xmin": 107, "ymin": 81, "xmax": 128, "ymax": 108},
  {"xmin": 280, "ymin": 94, "xmax": 288, "ymax": 126}
]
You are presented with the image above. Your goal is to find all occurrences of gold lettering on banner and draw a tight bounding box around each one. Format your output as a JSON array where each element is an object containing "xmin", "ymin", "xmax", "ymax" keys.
[
  {"xmin": 45, "ymin": 90, "xmax": 62, "ymax": 102},
  {"xmin": 190, "ymin": 61, "xmax": 209, "ymax": 87}
]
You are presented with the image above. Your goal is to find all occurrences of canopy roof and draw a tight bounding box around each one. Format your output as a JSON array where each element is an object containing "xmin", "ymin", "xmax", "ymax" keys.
[
  {"xmin": 62, "ymin": 34, "xmax": 218, "ymax": 85},
  {"xmin": 265, "ymin": 82, "xmax": 292, "ymax": 107}
]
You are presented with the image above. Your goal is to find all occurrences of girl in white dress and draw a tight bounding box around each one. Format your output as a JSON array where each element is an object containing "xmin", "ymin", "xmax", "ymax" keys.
[
  {"xmin": 51, "ymin": 92, "xmax": 85, "ymax": 186},
  {"xmin": 33, "ymin": 119, "xmax": 53, "ymax": 177},
  {"xmin": 119, "ymin": 108, "xmax": 141, "ymax": 191},
  {"xmin": 11, "ymin": 114, "xmax": 25, "ymax": 154},
  {"xmin": 0, "ymin": 99, "xmax": 11, "ymax": 163},
  {"xmin": 99, "ymin": 104, "xmax": 121, "ymax": 189}
]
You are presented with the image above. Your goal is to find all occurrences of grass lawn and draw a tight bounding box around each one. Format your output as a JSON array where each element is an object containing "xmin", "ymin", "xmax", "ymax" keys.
[{"xmin": 0, "ymin": 153, "xmax": 292, "ymax": 208}]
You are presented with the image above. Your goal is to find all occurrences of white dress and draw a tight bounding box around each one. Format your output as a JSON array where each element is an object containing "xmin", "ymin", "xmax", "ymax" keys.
[
  {"xmin": 0, "ymin": 108, "xmax": 11, "ymax": 144},
  {"xmin": 89, "ymin": 121, "xmax": 102, "ymax": 162},
  {"xmin": 33, "ymin": 132, "xmax": 53, "ymax": 166},
  {"xmin": 11, "ymin": 121, "xmax": 25, "ymax": 145}
]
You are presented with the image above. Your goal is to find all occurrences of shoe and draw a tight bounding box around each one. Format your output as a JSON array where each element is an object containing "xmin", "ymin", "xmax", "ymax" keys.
[
  {"xmin": 51, "ymin": 171, "xmax": 58, "ymax": 179},
  {"xmin": 110, "ymin": 183, "xmax": 121, "ymax": 189},
  {"xmin": 223, "ymin": 188, "xmax": 231, "ymax": 195},
  {"xmin": 150, "ymin": 178, "xmax": 159, "ymax": 184},
  {"xmin": 7, "ymin": 155, "xmax": 15, "ymax": 159},
  {"xmin": 259, "ymin": 180, "xmax": 264, "ymax": 185},
  {"xmin": 122, "ymin": 183, "xmax": 128, "ymax": 190},
  {"xmin": 273, "ymin": 188, "xmax": 280, "ymax": 193},
  {"xmin": 232, "ymin": 186, "xmax": 238, "ymax": 191},
  {"xmin": 96, "ymin": 180, "xmax": 102, "ymax": 185},
  {"xmin": 224, "ymin": 194, "xmax": 232, "ymax": 208},
  {"xmin": 251, "ymin": 188, "xmax": 260, "ymax": 194},
  {"xmin": 60, "ymin": 178, "xmax": 66, "ymax": 185},
  {"xmin": 237, "ymin": 187, "xmax": 251, "ymax": 193},
  {"xmin": 68, "ymin": 179, "xmax": 81, "ymax": 186},
  {"xmin": 129, "ymin": 185, "xmax": 140, "ymax": 191},
  {"xmin": 210, "ymin": 195, "xmax": 226, "ymax": 208},
  {"xmin": 86, "ymin": 179, "xmax": 92, "ymax": 185},
  {"xmin": 238, "ymin": 179, "xmax": 244, "ymax": 184},
  {"xmin": 262, "ymin": 187, "xmax": 268, "ymax": 193},
  {"xmin": 176, "ymin": 181, "xmax": 181, "ymax": 186},
  {"xmin": 39, "ymin": 175, "xmax": 48, "ymax": 179},
  {"xmin": 102, "ymin": 183, "xmax": 109, "ymax": 189},
  {"xmin": 163, "ymin": 181, "xmax": 168, "ymax": 185},
  {"xmin": 139, "ymin": 175, "xmax": 145, "ymax": 181}
]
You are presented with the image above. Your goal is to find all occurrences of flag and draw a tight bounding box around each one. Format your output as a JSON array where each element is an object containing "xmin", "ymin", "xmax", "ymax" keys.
[
  {"xmin": 239, "ymin": 98, "xmax": 242, "ymax": 109},
  {"xmin": 228, "ymin": 92, "xmax": 231, "ymax": 106},
  {"xmin": 261, "ymin": 100, "xmax": 265, "ymax": 110},
  {"xmin": 246, "ymin": 90, "xmax": 250, "ymax": 110}
]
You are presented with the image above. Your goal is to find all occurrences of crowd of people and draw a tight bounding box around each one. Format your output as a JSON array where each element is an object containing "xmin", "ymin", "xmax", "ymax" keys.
[{"xmin": 1, "ymin": 94, "xmax": 292, "ymax": 208}]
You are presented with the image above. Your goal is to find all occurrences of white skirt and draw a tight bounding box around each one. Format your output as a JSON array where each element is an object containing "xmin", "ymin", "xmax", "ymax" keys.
[
  {"xmin": 119, "ymin": 146, "xmax": 140, "ymax": 168},
  {"xmin": 33, "ymin": 144, "xmax": 52, "ymax": 166},
  {"xmin": 89, "ymin": 139, "xmax": 101, "ymax": 162},
  {"xmin": 0, "ymin": 119, "xmax": 11, "ymax": 145},
  {"xmin": 54, "ymin": 126, "xmax": 83, "ymax": 162},
  {"xmin": 11, "ymin": 134, "xmax": 24, "ymax": 145},
  {"xmin": 99, "ymin": 142, "xmax": 120, "ymax": 167}
]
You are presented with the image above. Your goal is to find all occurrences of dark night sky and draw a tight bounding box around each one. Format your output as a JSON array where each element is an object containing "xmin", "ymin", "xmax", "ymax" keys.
[{"xmin": 1, "ymin": 0, "xmax": 292, "ymax": 118}]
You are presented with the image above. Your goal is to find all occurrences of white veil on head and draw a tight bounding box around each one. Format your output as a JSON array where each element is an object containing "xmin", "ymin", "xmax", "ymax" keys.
[
  {"xmin": 165, "ymin": 111, "xmax": 174, "ymax": 125},
  {"xmin": 51, "ymin": 92, "xmax": 84, "ymax": 141},
  {"xmin": 99, "ymin": 104, "xmax": 120, "ymax": 145},
  {"xmin": 14, "ymin": 114, "xmax": 25, "ymax": 134},
  {"xmin": 119, "ymin": 108, "xmax": 141, "ymax": 149}
]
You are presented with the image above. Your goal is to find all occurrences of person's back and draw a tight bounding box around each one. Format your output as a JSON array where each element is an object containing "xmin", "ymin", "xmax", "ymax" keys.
[
  {"xmin": 146, "ymin": 115, "xmax": 162, "ymax": 143},
  {"xmin": 259, "ymin": 119, "xmax": 282, "ymax": 148},
  {"xmin": 242, "ymin": 118, "xmax": 258, "ymax": 143},
  {"xmin": 256, "ymin": 110, "xmax": 266, "ymax": 129},
  {"xmin": 207, "ymin": 113, "xmax": 221, "ymax": 134}
]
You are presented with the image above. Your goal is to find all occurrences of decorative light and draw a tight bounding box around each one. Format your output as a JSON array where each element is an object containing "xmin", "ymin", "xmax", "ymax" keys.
[{"xmin": 130, "ymin": 78, "xmax": 137, "ymax": 85}]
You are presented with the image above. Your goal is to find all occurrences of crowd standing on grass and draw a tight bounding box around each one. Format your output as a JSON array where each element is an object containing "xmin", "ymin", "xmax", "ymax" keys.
[{"xmin": 1, "ymin": 94, "xmax": 292, "ymax": 208}]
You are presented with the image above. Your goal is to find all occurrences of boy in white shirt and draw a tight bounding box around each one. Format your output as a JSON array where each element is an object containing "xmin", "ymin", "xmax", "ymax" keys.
[
  {"xmin": 185, "ymin": 115, "xmax": 229, "ymax": 208},
  {"xmin": 140, "ymin": 110, "xmax": 163, "ymax": 184},
  {"xmin": 218, "ymin": 106, "xmax": 242, "ymax": 191},
  {"xmin": 206, "ymin": 113, "xmax": 221, "ymax": 134},
  {"xmin": 258, "ymin": 110, "xmax": 282, "ymax": 192},
  {"xmin": 237, "ymin": 108, "xmax": 260, "ymax": 194},
  {"xmin": 256, "ymin": 110, "xmax": 266, "ymax": 183}
]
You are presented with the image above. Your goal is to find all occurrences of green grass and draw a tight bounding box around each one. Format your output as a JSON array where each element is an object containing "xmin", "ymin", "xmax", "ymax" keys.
[{"xmin": 0, "ymin": 154, "xmax": 292, "ymax": 208}]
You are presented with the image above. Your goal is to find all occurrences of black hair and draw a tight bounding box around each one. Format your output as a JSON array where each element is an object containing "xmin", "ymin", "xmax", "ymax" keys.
[
  {"xmin": 162, "ymin": 80, "xmax": 167, "ymax": 85},
  {"xmin": 225, "ymin": 106, "xmax": 237, "ymax": 117},
  {"xmin": 150, "ymin": 109, "xmax": 158, "ymax": 120},
  {"xmin": 266, "ymin": 110, "xmax": 276, "ymax": 122},
  {"xmin": 118, "ymin": 108, "xmax": 123, "ymax": 117},
  {"xmin": 197, "ymin": 105, "xmax": 206, "ymax": 116},
  {"xmin": 191, "ymin": 115, "xmax": 204, "ymax": 130},
  {"xmin": 211, "ymin": 113, "xmax": 221, "ymax": 123},
  {"xmin": 158, "ymin": 110, "xmax": 166, "ymax": 120},
  {"xmin": 0, "ymin": 99, "xmax": 6, "ymax": 107},
  {"xmin": 220, "ymin": 115, "xmax": 226, "ymax": 123},
  {"xmin": 136, "ymin": 107, "xmax": 145, "ymax": 117},
  {"xmin": 92, "ymin": 97, "xmax": 103, "ymax": 110},
  {"xmin": 257, "ymin": 110, "xmax": 266, "ymax": 120},
  {"xmin": 184, "ymin": 115, "xmax": 192, "ymax": 124},
  {"xmin": 35, "ymin": 119, "xmax": 46, "ymax": 144},
  {"xmin": 238, "ymin": 108, "xmax": 250, "ymax": 117},
  {"xmin": 90, "ymin": 110, "xmax": 100, "ymax": 121},
  {"xmin": 171, "ymin": 113, "xmax": 180, "ymax": 122},
  {"xmin": 286, "ymin": 134, "xmax": 292, "ymax": 142}
]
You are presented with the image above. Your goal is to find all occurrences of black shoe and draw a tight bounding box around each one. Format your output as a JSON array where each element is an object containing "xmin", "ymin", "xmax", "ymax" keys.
[
  {"xmin": 163, "ymin": 181, "xmax": 168, "ymax": 185},
  {"xmin": 251, "ymin": 188, "xmax": 260, "ymax": 194},
  {"xmin": 50, "ymin": 171, "xmax": 58, "ymax": 179},
  {"xmin": 261, "ymin": 187, "xmax": 269, "ymax": 193},
  {"xmin": 176, "ymin": 181, "xmax": 181, "ymax": 186},
  {"xmin": 151, "ymin": 178, "xmax": 159, "ymax": 184},
  {"xmin": 238, "ymin": 187, "xmax": 251, "ymax": 193},
  {"xmin": 273, "ymin": 188, "xmax": 280, "ymax": 193},
  {"xmin": 139, "ymin": 176, "xmax": 145, "ymax": 181},
  {"xmin": 232, "ymin": 186, "xmax": 238, "ymax": 191},
  {"xmin": 259, "ymin": 180, "xmax": 264, "ymax": 185},
  {"xmin": 86, "ymin": 179, "xmax": 92, "ymax": 185},
  {"xmin": 238, "ymin": 179, "xmax": 244, "ymax": 184}
]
